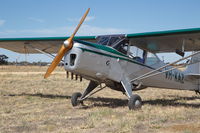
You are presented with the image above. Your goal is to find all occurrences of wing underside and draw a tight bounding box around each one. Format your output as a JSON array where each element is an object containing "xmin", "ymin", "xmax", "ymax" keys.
[
  {"xmin": 127, "ymin": 28, "xmax": 200, "ymax": 53},
  {"xmin": 0, "ymin": 36, "xmax": 96, "ymax": 53}
]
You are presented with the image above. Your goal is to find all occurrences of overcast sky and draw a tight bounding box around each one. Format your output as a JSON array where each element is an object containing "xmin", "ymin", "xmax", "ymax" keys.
[{"xmin": 0, "ymin": 0, "xmax": 200, "ymax": 62}]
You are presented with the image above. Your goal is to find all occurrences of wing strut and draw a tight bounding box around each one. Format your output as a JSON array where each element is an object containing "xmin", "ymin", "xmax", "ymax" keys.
[
  {"xmin": 131, "ymin": 51, "xmax": 200, "ymax": 83},
  {"xmin": 27, "ymin": 44, "xmax": 64, "ymax": 63},
  {"xmin": 134, "ymin": 64, "xmax": 186, "ymax": 82}
]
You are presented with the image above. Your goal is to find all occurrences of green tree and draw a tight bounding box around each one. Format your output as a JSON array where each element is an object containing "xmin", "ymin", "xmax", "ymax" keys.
[{"xmin": 0, "ymin": 55, "xmax": 8, "ymax": 65}]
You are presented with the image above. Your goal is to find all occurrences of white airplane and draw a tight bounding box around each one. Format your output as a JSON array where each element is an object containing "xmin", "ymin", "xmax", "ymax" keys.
[{"xmin": 1, "ymin": 8, "xmax": 200, "ymax": 110}]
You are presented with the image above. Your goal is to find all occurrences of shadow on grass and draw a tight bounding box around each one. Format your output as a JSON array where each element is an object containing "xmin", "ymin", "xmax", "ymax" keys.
[
  {"xmin": 4, "ymin": 93, "xmax": 200, "ymax": 109},
  {"xmin": 4, "ymin": 93, "xmax": 128, "ymax": 108},
  {"xmin": 144, "ymin": 95, "xmax": 200, "ymax": 108},
  {"xmin": 6, "ymin": 93, "xmax": 71, "ymax": 99}
]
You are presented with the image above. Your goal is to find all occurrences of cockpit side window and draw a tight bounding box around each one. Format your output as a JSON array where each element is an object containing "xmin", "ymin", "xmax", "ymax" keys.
[
  {"xmin": 128, "ymin": 46, "xmax": 146, "ymax": 64},
  {"xmin": 145, "ymin": 52, "xmax": 160, "ymax": 66}
]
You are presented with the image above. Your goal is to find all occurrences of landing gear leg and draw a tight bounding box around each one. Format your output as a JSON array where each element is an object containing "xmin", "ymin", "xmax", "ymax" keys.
[
  {"xmin": 71, "ymin": 81, "xmax": 98, "ymax": 107},
  {"xmin": 121, "ymin": 77, "xmax": 142, "ymax": 110}
]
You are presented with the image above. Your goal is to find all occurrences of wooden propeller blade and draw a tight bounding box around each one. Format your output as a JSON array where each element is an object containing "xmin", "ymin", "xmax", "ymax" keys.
[
  {"xmin": 71, "ymin": 8, "xmax": 90, "ymax": 38},
  {"xmin": 44, "ymin": 8, "xmax": 90, "ymax": 79},
  {"xmin": 44, "ymin": 44, "xmax": 70, "ymax": 78}
]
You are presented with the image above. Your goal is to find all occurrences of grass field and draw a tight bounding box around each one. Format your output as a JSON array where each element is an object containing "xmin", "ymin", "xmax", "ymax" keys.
[{"xmin": 1, "ymin": 65, "xmax": 200, "ymax": 133}]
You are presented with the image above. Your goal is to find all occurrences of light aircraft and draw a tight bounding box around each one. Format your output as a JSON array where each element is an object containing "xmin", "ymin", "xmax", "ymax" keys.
[{"xmin": 1, "ymin": 8, "xmax": 200, "ymax": 110}]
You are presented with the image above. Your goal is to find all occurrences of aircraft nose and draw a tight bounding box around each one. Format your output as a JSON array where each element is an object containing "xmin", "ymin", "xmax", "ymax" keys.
[
  {"xmin": 63, "ymin": 45, "xmax": 83, "ymax": 71},
  {"xmin": 64, "ymin": 53, "xmax": 77, "ymax": 68}
]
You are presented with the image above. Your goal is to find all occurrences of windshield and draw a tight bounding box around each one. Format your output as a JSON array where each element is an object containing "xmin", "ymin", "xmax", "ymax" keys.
[
  {"xmin": 96, "ymin": 35, "xmax": 128, "ymax": 54},
  {"xmin": 97, "ymin": 36, "xmax": 109, "ymax": 45},
  {"xmin": 97, "ymin": 35, "xmax": 125, "ymax": 46}
]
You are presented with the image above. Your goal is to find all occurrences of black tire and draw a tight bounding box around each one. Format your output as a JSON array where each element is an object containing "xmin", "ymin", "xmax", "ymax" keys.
[
  {"xmin": 71, "ymin": 92, "xmax": 82, "ymax": 107},
  {"xmin": 128, "ymin": 94, "xmax": 142, "ymax": 110}
]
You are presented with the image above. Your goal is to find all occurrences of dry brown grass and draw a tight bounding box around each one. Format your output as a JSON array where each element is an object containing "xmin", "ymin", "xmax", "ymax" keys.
[{"xmin": 1, "ymin": 65, "xmax": 200, "ymax": 133}]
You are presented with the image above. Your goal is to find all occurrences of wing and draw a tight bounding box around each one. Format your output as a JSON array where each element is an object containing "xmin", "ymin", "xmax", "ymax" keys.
[
  {"xmin": 0, "ymin": 36, "xmax": 96, "ymax": 53},
  {"xmin": 1, "ymin": 28, "xmax": 200, "ymax": 54},
  {"xmin": 127, "ymin": 28, "xmax": 200, "ymax": 53}
]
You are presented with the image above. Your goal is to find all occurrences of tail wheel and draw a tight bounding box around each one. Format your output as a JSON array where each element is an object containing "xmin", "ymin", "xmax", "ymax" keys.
[
  {"xmin": 71, "ymin": 92, "xmax": 82, "ymax": 106},
  {"xmin": 128, "ymin": 94, "xmax": 142, "ymax": 110}
]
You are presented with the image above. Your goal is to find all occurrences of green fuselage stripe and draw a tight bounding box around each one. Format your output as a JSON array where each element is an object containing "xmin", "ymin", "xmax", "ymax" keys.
[
  {"xmin": 75, "ymin": 39, "xmax": 128, "ymax": 58},
  {"xmin": 77, "ymin": 47, "xmax": 154, "ymax": 70}
]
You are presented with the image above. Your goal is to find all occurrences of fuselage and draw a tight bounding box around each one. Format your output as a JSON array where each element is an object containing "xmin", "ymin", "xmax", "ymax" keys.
[{"xmin": 64, "ymin": 40, "xmax": 197, "ymax": 92}]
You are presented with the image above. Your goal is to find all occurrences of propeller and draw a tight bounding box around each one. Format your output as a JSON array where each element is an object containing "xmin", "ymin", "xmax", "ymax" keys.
[{"xmin": 44, "ymin": 8, "xmax": 90, "ymax": 79}]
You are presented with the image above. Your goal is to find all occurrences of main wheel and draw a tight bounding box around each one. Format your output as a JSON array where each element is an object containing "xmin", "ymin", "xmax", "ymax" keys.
[
  {"xmin": 128, "ymin": 94, "xmax": 142, "ymax": 110},
  {"xmin": 71, "ymin": 92, "xmax": 82, "ymax": 107}
]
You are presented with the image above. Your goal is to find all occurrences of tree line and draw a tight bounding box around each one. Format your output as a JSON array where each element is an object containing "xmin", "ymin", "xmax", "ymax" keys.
[{"xmin": 0, "ymin": 54, "xmax": 55, "ymax": 66}]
